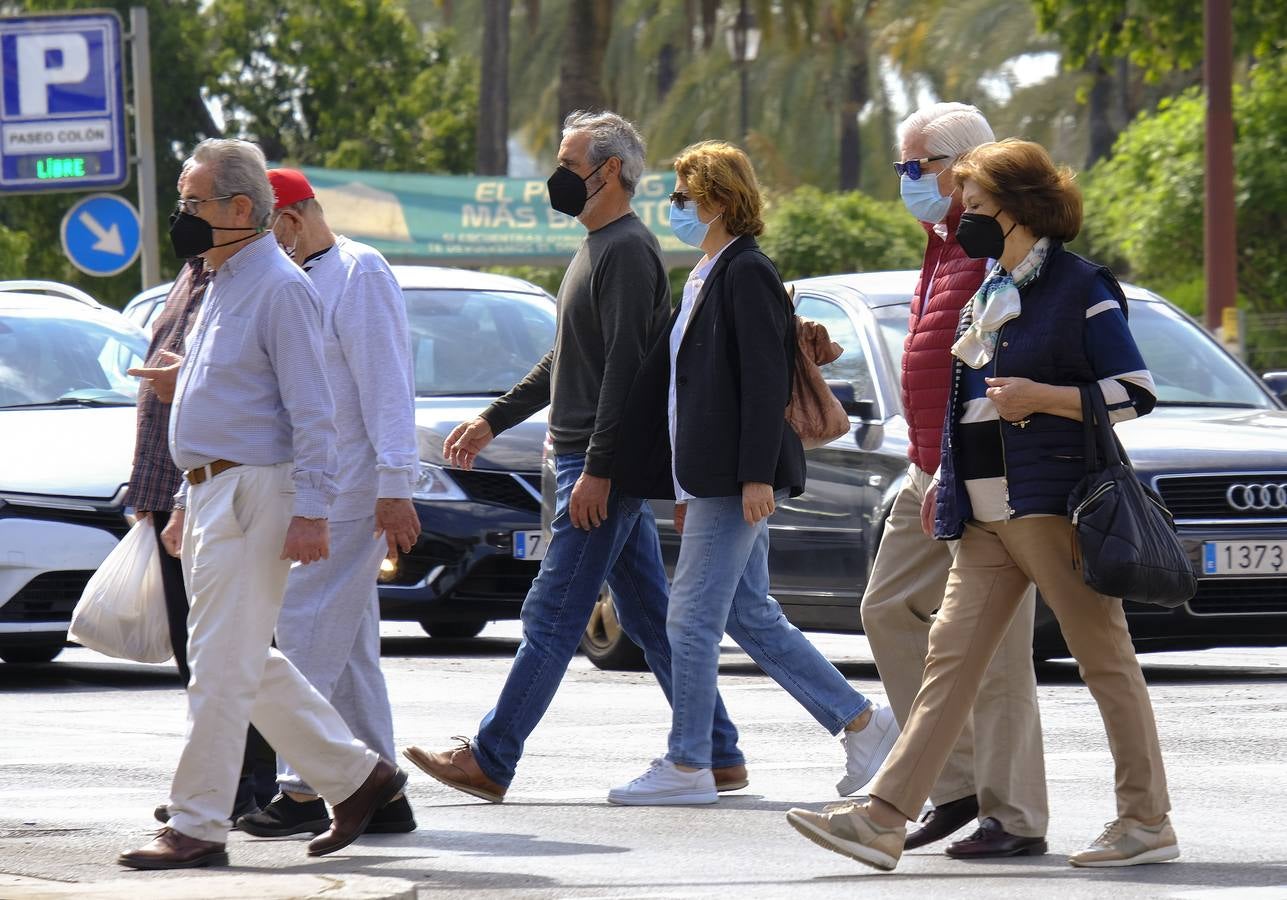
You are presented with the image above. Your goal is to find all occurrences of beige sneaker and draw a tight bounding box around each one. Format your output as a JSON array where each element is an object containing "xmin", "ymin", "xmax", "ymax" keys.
[
  {"xmin": 1068, "ymin": 817, "xmax": 1180, "ymax": 868},
  {"xmin": 786, "ymin": 803, "xmax": 905, "ymax": 871}
]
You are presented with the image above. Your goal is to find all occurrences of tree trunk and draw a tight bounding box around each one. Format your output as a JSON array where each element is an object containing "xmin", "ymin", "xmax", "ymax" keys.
[
  {"xmin": 557, "ymin": 0, "xmax": 614, "ymax": 126},
  {"xmin": 700, "ymin": 0, "xmax": 719, "ymax": 50},
  {"xmin": 838, "ymin": 27, "xmax": 870, "ymax": 192},
  {"xmin": 658, "ymin": 42, "xmax": 677, "ymax": 99},
  {"xmin": 1085, "ymin": 56, "xmax": 1116, "ymax": 167},
  {"xmin": 477, "ymin": 0, "xmax": 511, "ymax": 175}
]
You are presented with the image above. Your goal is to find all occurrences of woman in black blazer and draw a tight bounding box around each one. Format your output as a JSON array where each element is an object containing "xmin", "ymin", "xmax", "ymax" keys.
[{"xmin": 608, "ymin": 142, "xmax": 896, "ymax": 807}]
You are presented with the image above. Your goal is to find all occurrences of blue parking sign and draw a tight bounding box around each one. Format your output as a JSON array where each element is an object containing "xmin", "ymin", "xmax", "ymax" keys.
[{"xmin": 0, "ymin": 12, "xmax": 128, "ymax": 193}]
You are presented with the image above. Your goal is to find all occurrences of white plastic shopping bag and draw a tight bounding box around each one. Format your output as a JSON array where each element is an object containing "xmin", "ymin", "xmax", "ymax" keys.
[{"xmin": 68, "ymin": 519, "xmax": 174, "ymax": 663}]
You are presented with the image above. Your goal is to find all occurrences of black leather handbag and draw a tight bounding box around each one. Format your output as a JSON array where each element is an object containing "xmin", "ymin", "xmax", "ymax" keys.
[{"xmin": 1067, "ymin": 385, "xmax": 1197, "ymax": 607}]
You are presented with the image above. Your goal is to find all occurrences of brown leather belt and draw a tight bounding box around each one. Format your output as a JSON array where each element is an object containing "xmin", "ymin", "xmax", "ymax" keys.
[{"xmin": 184, "ymin": 459, "xmax": 241, "ymax": 485}]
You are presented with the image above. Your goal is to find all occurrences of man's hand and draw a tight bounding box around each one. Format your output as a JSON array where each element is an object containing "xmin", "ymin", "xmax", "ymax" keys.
[
  {"xmin": 375, "ymin": 498, "xmax": 420, "ymax": 556},
  {"xmin": 742, "ymin": 482, "xmax": 775, "ymax": 525},
  {"xmin": 282, "ymin": 517, "xmax": 329, "ymax": 564},
  {"xmin": 128, "ymin": 349, "xmax": 184, "ymax": 403},
  {"xmin": 160, "ymin": 508, "xmax": 184, "ymax": 557},
  {"xmin": 443, "ymin": 417, "xmax": 494, "ymax": 471},
  {"xmin": 673, "ymin": 502, "xmax": 687, "ymax": 536},
  {"xmin": 570, "ymin": 473, "xmax": 611, "ymax": 530}
]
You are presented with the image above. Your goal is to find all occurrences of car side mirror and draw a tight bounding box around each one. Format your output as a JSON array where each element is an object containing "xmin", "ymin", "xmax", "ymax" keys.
[
  {"xmin": 827, "ymin": 380, "xmax": 876, "ymax": 420},
  {"xmin": 1262, "ymin": 371, "xmax": 1287, "ymax": 404}
]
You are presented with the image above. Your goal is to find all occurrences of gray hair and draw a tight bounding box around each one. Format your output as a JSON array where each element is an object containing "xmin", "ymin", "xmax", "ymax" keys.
[
  {"xmin": 562, "ymin": 110, "xmax": 646, "ymax": 196},
  {"xmin": 897, "ymin": 102, "xmax": 995, "ymax": 160},
  {"xmin": 189, "ymin": 138, "xmax": 275, "ymax": 228}
]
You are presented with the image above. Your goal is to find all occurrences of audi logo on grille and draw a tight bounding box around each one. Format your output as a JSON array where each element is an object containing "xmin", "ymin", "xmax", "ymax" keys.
[{"xmin": 1226, "ymin": 483, "xmax": 1287, "ymax": 511}]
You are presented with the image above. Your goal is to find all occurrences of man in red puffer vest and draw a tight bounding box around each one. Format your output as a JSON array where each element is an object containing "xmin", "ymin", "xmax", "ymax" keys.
[{"xmin": 858, "ymin": 103, "xmax": 1049, "ymax": 858}]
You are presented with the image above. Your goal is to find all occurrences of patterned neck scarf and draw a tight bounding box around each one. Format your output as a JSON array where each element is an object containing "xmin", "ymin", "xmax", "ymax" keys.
[{"xmin": 951, "ymin": 237, "xmax": 1051, "ymax": 368}]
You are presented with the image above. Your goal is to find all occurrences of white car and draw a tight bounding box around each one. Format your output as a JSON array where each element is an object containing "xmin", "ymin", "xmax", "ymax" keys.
[{"xmin": 0, "ymin": 281, "xmax": 147, "ymax": 663}]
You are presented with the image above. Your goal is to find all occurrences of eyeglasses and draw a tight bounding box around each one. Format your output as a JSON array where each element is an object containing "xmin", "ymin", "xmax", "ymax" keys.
[
  {"xmin": 174, "ymin": 194, "xmax": 237, "ymax": 216},
  {"xmin": 669, "ymin": 190, "xmax": 692, "ymax": 210},
  {"xmin": 893, "ymin": 155, "xmax": 949, "ymax": 180}
]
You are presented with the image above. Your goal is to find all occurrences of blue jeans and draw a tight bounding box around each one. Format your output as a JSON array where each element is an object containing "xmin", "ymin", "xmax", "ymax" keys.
[
  {"xmin": 667, "ymin": 494, "xmax": 870, "ymax": 769},
  {"xmin": 473, "ymin": 454, "xmax": 744, "ymax": 786}
]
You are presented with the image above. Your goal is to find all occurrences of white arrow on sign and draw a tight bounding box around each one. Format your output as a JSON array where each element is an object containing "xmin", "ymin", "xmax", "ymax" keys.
[{"xmin": 77, "ymin": 210, "xmax": 125, "ymax": 255}]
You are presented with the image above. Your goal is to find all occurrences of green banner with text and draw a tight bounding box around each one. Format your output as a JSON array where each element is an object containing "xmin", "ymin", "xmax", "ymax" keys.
[{"xmin": 294, "ymin": 166, "xmax": 695, "ymax": 267}]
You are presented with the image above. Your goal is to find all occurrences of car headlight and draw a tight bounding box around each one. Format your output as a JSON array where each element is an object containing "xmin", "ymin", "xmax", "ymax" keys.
[{"xmin": 413, "ymin": 463, "xmax": 469, "ymax": 502}]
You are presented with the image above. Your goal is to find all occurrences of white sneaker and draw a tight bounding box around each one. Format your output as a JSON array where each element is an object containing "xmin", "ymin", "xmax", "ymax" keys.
[
  {"xmin": 836, "ymin": 703, "xmax": 899, "ymax": 796},
  {"xmin": 608, "ymin": 758, "xmax": 718, "ymax": 806}
]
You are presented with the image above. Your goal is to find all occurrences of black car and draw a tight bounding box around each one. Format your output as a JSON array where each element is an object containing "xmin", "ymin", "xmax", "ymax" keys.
[
  {"xmin": 374, "ymin": 267, "xmax": 554, "ymax": 638},
  {"xmin": 568, "ymin": 271, "xmax": 1287, "ymax": 668}
]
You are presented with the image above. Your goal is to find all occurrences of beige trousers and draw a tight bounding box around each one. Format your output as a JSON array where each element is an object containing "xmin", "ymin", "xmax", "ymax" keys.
[
  {"xmin": 169, "ymin": 463, "xmax": 378, "ymax": 843},
  {"xmin": 861, "ymin": 465, "xmax": 1047, "ymax": 837},
  {"xmin": 869, "ymin": 514, "xmax": 1170, "ymax": 825}
]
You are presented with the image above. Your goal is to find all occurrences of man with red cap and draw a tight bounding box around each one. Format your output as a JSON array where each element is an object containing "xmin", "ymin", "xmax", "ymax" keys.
[{"xmin": 235, "ymin": 168, "xmax": 422, "ymax": 837}]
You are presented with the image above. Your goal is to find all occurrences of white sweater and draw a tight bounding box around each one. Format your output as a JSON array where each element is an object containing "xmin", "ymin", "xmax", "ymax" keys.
[{"xmin": 303, "ymin": 236, "xmax": 418, "ymax": 522}]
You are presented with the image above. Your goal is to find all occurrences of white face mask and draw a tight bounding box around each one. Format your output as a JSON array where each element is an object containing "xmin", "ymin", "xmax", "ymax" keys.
[{"xmin": 271, "ymin": 213, "xmax": 299, "ymax": 259}]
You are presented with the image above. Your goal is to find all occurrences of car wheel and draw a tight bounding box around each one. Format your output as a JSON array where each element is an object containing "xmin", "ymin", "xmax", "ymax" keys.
[
  {"xmin": 0, "ymin": 642, "xmax": 64, "ymax": 664},
  {"xmin": 580, "ymin": 587, "xmax": 648, "ymax": 671},
  {"xmin": 421, "ymin": 620, "xmax": 488, "ymax": 640}
]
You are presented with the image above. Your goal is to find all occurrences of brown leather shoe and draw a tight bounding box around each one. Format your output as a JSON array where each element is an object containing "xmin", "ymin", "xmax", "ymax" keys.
[
  {"xmin": 307, "ymin": 758, "xmax": 408, "ymax": 857},
  {"xmin": 903, "ymin": 794, "xmax": 979, "ymax": 850},
  {"xmin": 713, "ymin": 763, "xmax": 749, "ymax": 792},
  {"xmin": 117, "ymin": 827, "xmax": 228, "ymax": 870},
  {"xmin": 403, "ymin": 738, "xmax": 506, "ymax": 803},
  {"xmin": 946, "ymin": 817, "xmax": 1048, "ymax": 859}
]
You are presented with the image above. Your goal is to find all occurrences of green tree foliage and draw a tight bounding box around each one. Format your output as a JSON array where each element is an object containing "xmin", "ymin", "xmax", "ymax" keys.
[
  {"xmin": 759, "ymin": 186, "xmax": 924, "ymax": 279},
  {"xmin": 0, "ymin": 226, "xmax": 33, "ymax": 280},
  {"xmin": 207, "ymin": 0, "xmax": 477, "ymax": 173},
  {"xmin": 0, "ymin": 0, "xmax": 215, "ymax": 306},
  {"xmin": 1082, "ymin": 57, "xmax": 1287, "ymax": 318},
  {"xmin": 1032, "ymin": 0, "xmax": 1287, "ymax": 78}
]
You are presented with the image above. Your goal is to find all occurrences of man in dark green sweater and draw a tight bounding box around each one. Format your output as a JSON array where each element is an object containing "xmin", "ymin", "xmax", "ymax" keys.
[{"xmin": 403, "ymin": 110, "xmax": 745, "ymax": 802}]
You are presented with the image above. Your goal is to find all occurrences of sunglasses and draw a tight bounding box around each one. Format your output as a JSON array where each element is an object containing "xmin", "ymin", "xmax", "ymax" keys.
[
  {"xmin": 893, "ymin": 155, "xmax": 949, "ymax": 180},
  {"xmin": 669, "ymin": 190, "xmax": 692, "ymax": 210}
]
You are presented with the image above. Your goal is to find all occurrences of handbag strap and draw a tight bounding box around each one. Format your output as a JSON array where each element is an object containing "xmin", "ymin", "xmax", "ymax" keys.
[{"xmin": 1079, "ymin": 383, "xmax": 1132, "ymax": 472}]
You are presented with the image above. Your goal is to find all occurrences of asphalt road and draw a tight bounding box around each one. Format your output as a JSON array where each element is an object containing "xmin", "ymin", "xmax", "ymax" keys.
[{"xmin": 0, "ymin": 623, "xmax": 1284, "ymax": 899}]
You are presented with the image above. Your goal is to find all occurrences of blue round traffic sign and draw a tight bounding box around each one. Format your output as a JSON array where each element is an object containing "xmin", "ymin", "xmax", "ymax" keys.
[{"xmin": 60, "ymin": 192, "xmax": 141, "ymax": 276}]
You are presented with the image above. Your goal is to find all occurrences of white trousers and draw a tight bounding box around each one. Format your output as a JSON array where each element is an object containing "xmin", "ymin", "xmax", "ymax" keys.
[
  {"xmin": 169, "ymin": 463, "xmax": 377, "ymax": 843},
  {"xmin": 276, "ymin": 516, "xmax": 394, "ymax": 796}
]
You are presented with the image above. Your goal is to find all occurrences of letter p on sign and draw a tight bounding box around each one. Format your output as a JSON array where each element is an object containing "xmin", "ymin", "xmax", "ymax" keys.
[{"xmin": 15, "ymin": 33, "xmax": 89, "ymax": 116}]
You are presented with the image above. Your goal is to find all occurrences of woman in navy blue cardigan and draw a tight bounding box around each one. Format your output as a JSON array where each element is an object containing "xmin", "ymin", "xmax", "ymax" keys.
[
  {"xmin": 611, "ymin": 141, "xmax": 897, "ymax": 806},
  {"xmin": 788, "ymin": 139, "xmax": 1177, "ymax": 872}
]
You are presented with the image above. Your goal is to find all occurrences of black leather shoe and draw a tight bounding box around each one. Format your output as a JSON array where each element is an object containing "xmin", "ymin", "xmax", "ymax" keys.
[
  {"xmin": 237, "ymin": 793, "xmax": 331, "ymax": 837},
  {"xmin": 946, "ymin": 816, "xmax": 1048, "ymax": 858},
  {"xmin": 364, "ymin": 794, "xmax": 417, "ymax": 834},
  {"xmin": 903, "ymin": 795, "xmax": 980, "ymax": 850}
]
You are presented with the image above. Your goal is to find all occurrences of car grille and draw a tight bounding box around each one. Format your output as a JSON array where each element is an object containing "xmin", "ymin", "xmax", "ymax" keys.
[
  {"xmin": 1155, "ymin": 473, "xmax": 1287, "ymax": 523},
  {"xmin": 450, "ymin": 470, "xmax": 540, "ymax": 513},
  {"xmin": 451, "ymin": 555, "xmax": 539, "ymax": 600},
  {"xmin": 0, "ymin": 502, "xmax": 130, "ymax": 538},
  {"xmin": 1188, "ymin": 578, "xmax": 1287, "ymax": 615},
  {"xmin": 0, "ymin": 571, "xmax": 92, "ymax": 623}
]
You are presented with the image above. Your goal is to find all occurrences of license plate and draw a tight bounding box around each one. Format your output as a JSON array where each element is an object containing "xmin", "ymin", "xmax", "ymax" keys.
[
  {"xmin": 1203, "ymin": 540, "xmax": 1287, "ymax": 575},
  {"xmin": 512, "ymin": 530, "xmax": 547, "ymax": 561}
]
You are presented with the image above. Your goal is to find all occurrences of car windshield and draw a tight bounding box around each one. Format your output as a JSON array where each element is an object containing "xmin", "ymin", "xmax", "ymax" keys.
[
  {"xmin": 0, "ymin": 307, "xmax": 147, "ymax": 409},
  {"xmin": 871, "ymin": 298, "xmax": 1275, "ymax": 409},
  {"xmin": 403, "ymin": 289, "xmax": 555, "ymax": 396}
]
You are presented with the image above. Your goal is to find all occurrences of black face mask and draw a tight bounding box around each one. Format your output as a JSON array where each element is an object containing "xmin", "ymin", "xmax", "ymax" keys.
[
  {"xmin": 955, "ymin": 211, "xmax": 1018, "ymax": 260},
  {"xmin": 167, "ymin": 211, "xmax": 258, "ymax": 259},
  {"xmin": 546, "ymin": 159, "xmax": 608, "ymax": 218}
]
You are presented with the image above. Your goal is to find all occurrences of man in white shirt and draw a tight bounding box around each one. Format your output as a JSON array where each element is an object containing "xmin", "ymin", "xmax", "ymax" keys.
[
  {"xmin": 235, "ymin": 168, "xmax": 422, "ymax": 838},
  {"xmin": 118, "ymin": 140, "xmax": 407, "ymax": 870}
]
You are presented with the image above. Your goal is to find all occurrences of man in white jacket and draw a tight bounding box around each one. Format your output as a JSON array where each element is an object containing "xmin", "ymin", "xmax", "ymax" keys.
[{"xmin": 237, "ymin": 168, "xmax": 423, "ymax": 837}]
